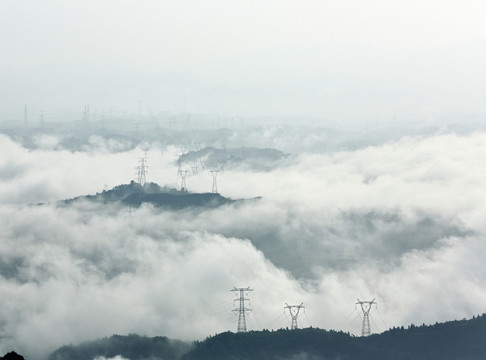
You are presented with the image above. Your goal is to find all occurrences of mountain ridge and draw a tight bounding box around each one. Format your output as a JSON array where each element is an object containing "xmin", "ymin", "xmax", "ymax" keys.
[
  {"xmin": 46, "ymin": 313, "xmax": 486, "ymax": 360},
  {"xmin": 57, "ymin": 181, "xmax": 259, "ymax": 210}
]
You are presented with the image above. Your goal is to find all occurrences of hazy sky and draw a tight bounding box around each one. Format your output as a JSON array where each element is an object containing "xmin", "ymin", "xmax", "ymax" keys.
[
  {"xmin": 1, "ymin": 0, "xmax": 486, "ymax": 121},
  {"xmin": 1, "ymin": 3, "xmax": 486, "ymax": 359}
]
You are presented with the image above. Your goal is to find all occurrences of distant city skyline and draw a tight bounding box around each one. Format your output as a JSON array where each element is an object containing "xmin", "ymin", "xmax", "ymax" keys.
[{"xmin": 1, "ymin": 0, "xmax": 486, "ymax": 122}]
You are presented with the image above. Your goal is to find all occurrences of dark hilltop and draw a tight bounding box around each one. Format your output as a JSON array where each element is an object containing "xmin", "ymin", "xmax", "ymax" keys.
[
  {"xmin": 0, "ymin": 352, "xmax": 24, "ymax": 360},
  {"xmin": 59, "ymin": 181, "xmax": 259, "ymax": 210}
]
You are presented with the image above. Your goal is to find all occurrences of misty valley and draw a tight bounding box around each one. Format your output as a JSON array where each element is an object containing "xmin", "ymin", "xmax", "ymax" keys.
[{"xmin": 0, "ymin": 116, "xmax": 485, "ymax": 360}]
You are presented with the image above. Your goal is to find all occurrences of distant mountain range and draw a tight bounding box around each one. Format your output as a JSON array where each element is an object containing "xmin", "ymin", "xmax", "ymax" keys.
[
  {"xmin": 59, "ymin": 181, "xmax": 258, "ymax": 210},
  {"xmin": 178, "ymin": 146, "xmax": 288, "ymax": 171},
  {"xmin": 47, "ymin": 314, "xmax": 486, "ymax": 360}
]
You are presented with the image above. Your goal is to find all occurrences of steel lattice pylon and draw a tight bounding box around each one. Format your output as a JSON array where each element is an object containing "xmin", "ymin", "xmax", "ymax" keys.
[
  {"xmin": 284, "ymin": 303, "xmax": 305, "ymax": 330},
  {"xmin": 178, "ymin": 169, "xmax": 188, "ymax": 191},
  {"xmin": 231, "ymin": 287, "xmax": 253, "ymax": 332},
  {"xmin": 356, "ymin": 298, "xmax": 376, "ymax": 336},
  {"xmin": 137, "ymin": 157, "xmax": 148, "ymax": 185},
  {"xmin": 210, "ymin": 170, "xmax": 219, "ymax": 193}
]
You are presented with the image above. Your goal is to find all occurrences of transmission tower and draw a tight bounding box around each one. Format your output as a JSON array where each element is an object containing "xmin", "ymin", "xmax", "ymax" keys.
[
  {"xmin": 284, "ymin": 303, "xmax": 305, "ymax": 330},
  {"xmin": 178, "ymin": 169, "xmax": 189, "ymax": 191},
  {"xmin": 136, "ymin": 157, "xmax": 148, "ymax": 185},
  {"xmin": 210, "ymin": 170, "xmax": 219, "ymax": 193},
  {"xmin": 191, "ymin": 162, "xmax": 199, "ymax": 175},
  {"xmin": 231, "ymin": 287, "xmax": 253, "ymax": 333},
  {"xmin": 356, "ymin": 298, "xmax": 376, "ymax": 336},
  {"xmin": 177, "ymin": 146, "xmax": 186, "ymax": 176},
  {"xmin": 83, "ymin": 104, "xmax": 90, "ymax": 122},
  {"xmin": 24, "ymin": 104, "xmax": 28, "ymax": 124},
  {"xmin": 126, "ymin": 205, "xmax": 134, "ymax": 224}
]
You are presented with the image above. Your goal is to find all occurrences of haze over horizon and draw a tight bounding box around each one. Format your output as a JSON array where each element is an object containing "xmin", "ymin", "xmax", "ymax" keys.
[{"xmin": 1, "ymin": 0, "xmax": 486, "ymax": 122}]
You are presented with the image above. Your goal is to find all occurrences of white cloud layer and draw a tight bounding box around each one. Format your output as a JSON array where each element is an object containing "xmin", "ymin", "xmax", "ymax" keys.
[{"xmin": 0, "ymin": 131, "xmax": 486, "ymax": 359}]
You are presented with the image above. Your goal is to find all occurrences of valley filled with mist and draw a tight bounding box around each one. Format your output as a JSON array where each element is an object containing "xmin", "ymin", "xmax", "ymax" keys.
[{"xmin": 1, "ymin": 118, "xmax": 485, "ymax": 359}]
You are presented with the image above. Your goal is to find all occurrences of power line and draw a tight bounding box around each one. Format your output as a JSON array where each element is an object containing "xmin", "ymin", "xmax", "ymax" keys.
[
  {"xmin": 24, "ymin": 104, "xmax": 28, "ymax": 124},
  {"xmin": 376, "ymin": 306, "xmax": 389, "ymax": 330}
]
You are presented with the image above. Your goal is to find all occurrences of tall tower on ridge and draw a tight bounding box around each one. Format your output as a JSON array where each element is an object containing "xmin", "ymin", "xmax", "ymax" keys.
[
  {"xmin": 284, "ymin": 303, "xmax": 305, "ymax": 330},
  {"xmin": 232, "ymin": 287, "xmax": 253, "ymax": 333},
  {"xmin": 356, "ymin": 298, "xmax": 376, "ymax": 336}
]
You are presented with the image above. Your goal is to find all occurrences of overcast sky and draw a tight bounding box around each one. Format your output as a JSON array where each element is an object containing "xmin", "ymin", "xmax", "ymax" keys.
[
  {"xmin": 1, "ymin": 0, "xmax": 486, "ymax": 121},
  {"xmin": 1, "ymin": 3, "xmax": 486, "ymax": 359}
]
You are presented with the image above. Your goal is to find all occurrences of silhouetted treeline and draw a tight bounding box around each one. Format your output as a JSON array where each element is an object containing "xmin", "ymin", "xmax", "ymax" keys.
[
  {"xmin": 60, "ymin": 181, "xmax": 240, "ymax": 209},
  {"xmin": 0, "ymin": 352, "xmax": 24, "ymax": 360},
  {"xmin": 182, "ymin": 314, "xmax": 486, "ymax": 360},
  {"xmin": 47, "ymin": 314, "xmax": 486, "ymax": 360}
]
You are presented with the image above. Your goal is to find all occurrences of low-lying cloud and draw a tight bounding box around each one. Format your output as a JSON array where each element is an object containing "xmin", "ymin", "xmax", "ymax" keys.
[{"xmin": 0, "ymin": 131, "xmax": 486, "ymax": 359}]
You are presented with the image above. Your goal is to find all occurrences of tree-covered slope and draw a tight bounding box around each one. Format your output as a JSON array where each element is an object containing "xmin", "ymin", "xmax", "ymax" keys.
[
  {"xmin": 46, "ymin": 315, "xmax": 486, "ymax": 360},
  {"xmin": 60, "ymin": 181, "xmax": 245, "ymax": 210},
  {"xmin": 182, "ymin": 314, "xmax": 486, "ymax": 360},
  {"xmin": 48, "ymin": 334, "xmax": 193, "ymax": 360},
  {"xmin": 178, "ymin": 146, "xmax": 288, "ymax": 171}
]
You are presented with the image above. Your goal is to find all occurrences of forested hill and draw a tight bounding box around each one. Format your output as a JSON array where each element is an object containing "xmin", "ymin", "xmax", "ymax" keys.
[
  {"xmin": 182, "ymin": 314, "xmax": 486, "ymax": 360},
  {"xmin": 48, "ymin": 334, "xmax": 193, "ymax": 360},
  {"xmin": 59, "ymin": 181, "xmax": 252, "ymax": 210},
  {"xmin": 45, "ymin": 315, "xmax": 486, "ymax": 360}
]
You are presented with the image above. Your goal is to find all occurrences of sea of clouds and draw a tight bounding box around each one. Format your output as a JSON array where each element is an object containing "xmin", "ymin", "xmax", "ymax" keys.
[{"xmin": 1, "ymin": 129, "xmax": 486, "ymax": 359}]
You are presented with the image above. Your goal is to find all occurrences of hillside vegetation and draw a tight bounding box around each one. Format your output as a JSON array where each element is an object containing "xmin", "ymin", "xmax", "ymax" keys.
[
  {"xmin": 47, "ymin": 314, "xmax": 486, "ymax": 360},
  {"xmin": 60, "ymin": 181, "xmax": 241, "ymax": 209},
  {"xmin": 183, "ymin": 314, "xmax": 486, "ymax": 360}
]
